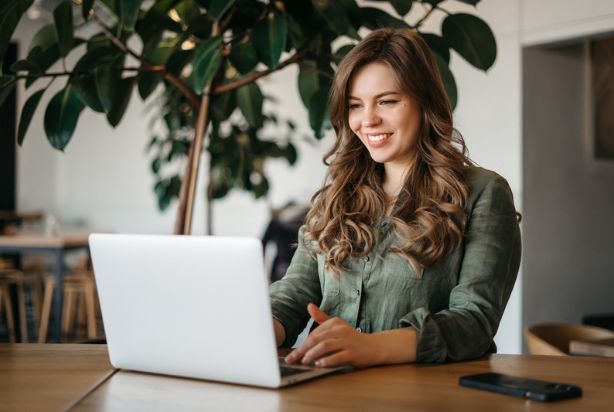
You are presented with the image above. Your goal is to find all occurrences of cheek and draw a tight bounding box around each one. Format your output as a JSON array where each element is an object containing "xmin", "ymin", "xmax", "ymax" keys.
[{"xmin": 347, "ymin": 112, "xmax": 360, "ymax": 134}]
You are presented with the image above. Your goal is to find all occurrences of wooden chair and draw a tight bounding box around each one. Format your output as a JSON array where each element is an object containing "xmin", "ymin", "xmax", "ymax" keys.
[
  {"xmin": 525, "ymin": 323, "xmax": 614, "ymax": 355},
  {"xmin": 0, "ymin": 266, "xmax": 28, "ymax": 343},
  {"xmin": 38, "ymin": 271, "xmax": 99, "ymax": 343}
]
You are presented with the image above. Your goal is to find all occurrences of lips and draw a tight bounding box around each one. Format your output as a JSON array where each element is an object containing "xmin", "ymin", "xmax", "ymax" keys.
[{"xmin": 365, "ymin": 132, "xmax": 392, "ymax": 148}]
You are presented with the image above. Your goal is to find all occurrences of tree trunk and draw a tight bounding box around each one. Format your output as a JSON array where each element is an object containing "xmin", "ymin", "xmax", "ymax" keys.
[{"xmin": 173, "ymin": 91, "xmax": 212, "ymax": 235}]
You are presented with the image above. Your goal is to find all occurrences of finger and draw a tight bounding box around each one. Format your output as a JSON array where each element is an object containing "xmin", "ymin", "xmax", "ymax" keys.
[
  {"xmin": 301, "ymin": 338, "xmax": 345, "ymax": 366},
  {"xmin": 307, "ymin": 303, "xmax": 330, "ymax": 325},
  {"xmin": 285, "ymin": 326, "xmax": 344, "ymax": 364},
  {"xmin": 314, "ymin": 350, "xmax": 351, "ymax": 368}
]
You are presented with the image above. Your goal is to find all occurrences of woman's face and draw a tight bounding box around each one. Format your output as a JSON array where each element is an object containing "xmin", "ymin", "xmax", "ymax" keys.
[{"xmin": 347, "ymin": 62, "xmax": 421, "ymax": 169}]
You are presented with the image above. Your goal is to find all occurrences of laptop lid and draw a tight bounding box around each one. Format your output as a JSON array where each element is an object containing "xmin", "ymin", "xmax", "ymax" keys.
[{"xmin": 89, "ymin": 234, "xmax": 282, "ymax": 388}]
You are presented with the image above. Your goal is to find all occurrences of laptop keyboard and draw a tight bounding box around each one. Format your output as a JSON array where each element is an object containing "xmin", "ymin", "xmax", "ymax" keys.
[{"xmin": 280, "ymin": 365, "xmax": 312, "ymax": 377}]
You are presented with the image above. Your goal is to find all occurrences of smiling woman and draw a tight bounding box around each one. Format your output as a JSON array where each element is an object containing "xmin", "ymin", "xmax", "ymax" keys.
[{"xmin": 269, "ymin": 28, "xmax": 521, "ymax": 369}]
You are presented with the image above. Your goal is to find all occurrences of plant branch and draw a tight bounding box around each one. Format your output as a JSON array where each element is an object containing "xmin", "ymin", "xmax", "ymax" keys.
[
  {"xmin": 90, "ymin": 12, "xmax": 200, "ymax": 108},
  {"xmin": 414, "ymin": 3, "xmax": 436, "ymax": 29},
  {"xmin": 213, "ymin": 50, "xmax": 307, "ymax": 95}
]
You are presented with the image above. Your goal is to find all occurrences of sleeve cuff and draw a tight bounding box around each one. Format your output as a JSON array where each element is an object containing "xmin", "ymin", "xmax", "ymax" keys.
[{"xmin": 400, "ymin": 308, "xmax": 448, "ymax": 363}]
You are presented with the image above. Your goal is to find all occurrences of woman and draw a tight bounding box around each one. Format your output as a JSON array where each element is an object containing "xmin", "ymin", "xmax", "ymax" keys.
[{"xmin": 270, "ymin": 28, "xmax": 521, "ymax": 367}]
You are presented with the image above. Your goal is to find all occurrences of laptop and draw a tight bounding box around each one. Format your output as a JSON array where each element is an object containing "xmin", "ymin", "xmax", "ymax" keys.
[{"xmin": 89, "ymin": 233, "xmax": 351, "ymax": 388}]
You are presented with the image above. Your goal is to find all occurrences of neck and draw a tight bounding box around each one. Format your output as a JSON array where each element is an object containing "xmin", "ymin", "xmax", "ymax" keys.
[{"xmin": 383, "ymin": 161, "xmax": 411, "ymax": 199}]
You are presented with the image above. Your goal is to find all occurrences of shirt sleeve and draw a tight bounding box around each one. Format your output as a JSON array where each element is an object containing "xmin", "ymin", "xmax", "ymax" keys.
[
  {"xmin": 399, "ymin": 174, "xmax": 522, "ymax": 362},
  {"xmin": 269, "ymin": 226, "xmax": 322, "ymax": 347}
]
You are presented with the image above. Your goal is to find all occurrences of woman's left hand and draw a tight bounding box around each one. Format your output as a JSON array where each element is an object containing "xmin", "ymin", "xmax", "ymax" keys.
[{"xmin": 284, "ymin": 303, "xmax": 381, "ymax": 368}]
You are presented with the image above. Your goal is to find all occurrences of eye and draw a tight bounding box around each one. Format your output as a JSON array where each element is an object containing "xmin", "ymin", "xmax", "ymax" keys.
[
  {"xmin": 348, "ymin": 102, "xmax": 362, "ymax": 110},
  {"xmin": 379, "ymin": 99, "xmax": 398, "ymax": 106}
]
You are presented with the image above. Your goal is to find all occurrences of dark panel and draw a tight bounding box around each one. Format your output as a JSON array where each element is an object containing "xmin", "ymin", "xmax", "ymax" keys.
[{"xmin": 0, "ymin": 43, "xmax": 17, "ymax": 211}]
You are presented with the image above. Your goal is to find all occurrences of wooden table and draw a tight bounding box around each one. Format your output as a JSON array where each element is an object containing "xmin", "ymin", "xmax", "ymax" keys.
[
  {"xmin": 0, "ymin": 344, "xmax": 114, "ymax": 412},
  {"xmin": 0, "ymin": 233, "xmax": 91, "ymax": 342},
  {"xmin": 2, "ymin": 344, "xmax": 614, "ymax": 411}
]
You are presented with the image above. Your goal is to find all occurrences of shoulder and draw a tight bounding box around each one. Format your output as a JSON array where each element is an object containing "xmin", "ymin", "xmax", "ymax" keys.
[{"xmin": 463, "ymin": 166, "xmax": 516, "ymax": 213}]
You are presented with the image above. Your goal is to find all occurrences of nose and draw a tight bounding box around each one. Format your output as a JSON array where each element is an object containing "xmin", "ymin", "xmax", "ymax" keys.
[{"xmin": 362, "ymin": 105, "xmax": 381, "ymax": 128}]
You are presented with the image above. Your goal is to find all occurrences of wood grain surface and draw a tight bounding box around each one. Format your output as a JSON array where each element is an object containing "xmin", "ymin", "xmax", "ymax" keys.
[
  {"xmin": 74, "ymin": 353, "xmax": 614, "ymax": 411},
  {"xmin": 0, "ymin": 344, "xmax": 115, "ymax": 412}
]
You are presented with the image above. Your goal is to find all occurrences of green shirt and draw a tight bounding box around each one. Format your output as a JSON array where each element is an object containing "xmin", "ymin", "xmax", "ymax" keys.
[{"xmin": 269, "ymin": 166, "xmax": 521, "ymax": 363}]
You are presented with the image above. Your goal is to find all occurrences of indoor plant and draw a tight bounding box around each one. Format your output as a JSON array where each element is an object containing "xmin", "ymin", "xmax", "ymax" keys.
[{"xmin": 0, "ymin": 0, "xmax": 496, "ymax": 234}]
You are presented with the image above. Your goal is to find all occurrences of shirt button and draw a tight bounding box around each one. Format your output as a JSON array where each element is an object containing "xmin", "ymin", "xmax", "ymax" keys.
[
  {"xmin": 364, "ymin": 256, "xmax": 370, "ymax": 262},
  {"xmin": 355, "ymin": 289, "xmax": 360, "ymax": 296},
  {"xmin": 356, "ymin": 327, "xmax": 362, "ymax": 333}
]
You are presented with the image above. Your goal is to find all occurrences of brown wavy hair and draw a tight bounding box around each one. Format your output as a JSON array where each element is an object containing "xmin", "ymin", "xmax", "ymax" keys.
[{"xmin": 304, "ymin": 28, "xmax": 473, "ymax": 274}]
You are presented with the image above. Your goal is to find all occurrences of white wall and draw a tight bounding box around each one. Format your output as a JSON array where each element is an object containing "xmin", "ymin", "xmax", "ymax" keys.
[{"xmin": 15, "ymin": 1, "xmax": 614, "ymax": 354}]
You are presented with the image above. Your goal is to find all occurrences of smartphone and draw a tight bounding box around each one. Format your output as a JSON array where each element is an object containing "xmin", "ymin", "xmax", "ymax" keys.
[{"xmin": 459, "ymin": 372, "xmax": 582, "ymax": 402}]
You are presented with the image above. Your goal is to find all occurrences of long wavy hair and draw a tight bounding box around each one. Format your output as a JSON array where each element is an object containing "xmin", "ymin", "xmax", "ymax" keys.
[{"xmin": 304, "ymin": 28, "xmax": 473, "ymax": 274}]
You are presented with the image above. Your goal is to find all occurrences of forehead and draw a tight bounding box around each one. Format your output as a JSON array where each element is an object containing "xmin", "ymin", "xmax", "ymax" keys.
[{"xmin": 348, "ymin": 62, "xmax": 401, "ymax": 99}]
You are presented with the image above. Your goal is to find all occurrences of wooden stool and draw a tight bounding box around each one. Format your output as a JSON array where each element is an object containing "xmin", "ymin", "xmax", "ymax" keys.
[
  {"xmin": 38, "ymin": 272, "xmax": 99, "ymax": 343},
  {"xmin": 0, "ymin": 270, "xmax": 28, "ymax": 343}
]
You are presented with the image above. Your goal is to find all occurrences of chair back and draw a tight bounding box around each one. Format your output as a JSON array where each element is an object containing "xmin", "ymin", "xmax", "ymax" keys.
[{"xmin": 525, "ymin": 323, "xmax": 614, "ymax": 355}]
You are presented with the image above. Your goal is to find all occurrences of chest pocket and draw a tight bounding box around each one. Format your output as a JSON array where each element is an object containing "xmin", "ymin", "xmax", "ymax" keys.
[{"xmin": 317, "ymin": 255, "xmax": 340, "ymax": 296}]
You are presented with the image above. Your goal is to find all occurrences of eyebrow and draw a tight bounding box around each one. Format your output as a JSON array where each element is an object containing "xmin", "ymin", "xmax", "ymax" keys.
[{"xmin": 348, "ymin": 91, "xmax": 401, "ymax": 100}]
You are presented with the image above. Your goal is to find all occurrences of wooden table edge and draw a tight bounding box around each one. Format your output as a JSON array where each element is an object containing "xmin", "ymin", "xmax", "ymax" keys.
[{"xmin": 65, "ymin": 368, "xmax": 119, "ymax": 411}]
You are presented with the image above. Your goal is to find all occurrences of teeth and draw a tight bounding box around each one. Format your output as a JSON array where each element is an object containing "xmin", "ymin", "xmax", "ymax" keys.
[{"xmin": 367, "ymin": 133, "xmax": 390, "ymax": 142}]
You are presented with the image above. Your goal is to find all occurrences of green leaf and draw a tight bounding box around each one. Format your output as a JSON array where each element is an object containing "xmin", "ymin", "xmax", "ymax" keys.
[
  {"xmin": 53, "ymin": 1, "xmax": 74, "ymax": 58},
  {"xmin": 95, "ymin": 65, "xmax": 115, "ymax": 113},
  {"xmin": 27, "ymin": 24, "xmax": 56, "ymax": 54},
  {"xmin": 72, "ymin": 76, "xmax": 105, "ymax": 113},
  {"xmin": 166, "ymin": 49, "xmax": 194, "ymax": 76},
  {"xmin": 0, "ymin": 0, "xmax": 33, "ymax": 66},
  {"xmin": 209, "ymin": 0, "xmax": 235, "ymax": 21},
  {"xmin": 434, "ymin": 54, "xmax": 457, "ymax": 110},
  {"xmin": 44, "ymin": 85, "xmax": 85, "ymax": 151},
  {"xmin": 298, "ymin": 61, "xmax": 319, "ymax": 107},
  {"xmin": 0, "ymin": 76, "xmax": 16, "ymax": 108},
  {"xmin": 137, "ymin": 0, "xmax": 181, "ymax": 49},
  {"xmin": 285, "ymin": 143, "xmax": 298, "ymax": 165},
  {"xmin": 82, "ymin": 0, "xmax": 94, "ymax": 20},
  {"xmin": 138, "ymin": 44, "xmax": 174, "ymax": 99},
  {"xmin": 17, "ymin": 88, "xmax": 46, "ymax": 146},
  {"xmin": 107, "ymin": 76, "xmax": 136, "ymax": 127},
  {"xmin": 360, "ymin": 7, "xmax": 408, "ymax": 30},
  {"xmin": 252, "ymin": 10, "xmax": 287, "ymax": 69},
  {"xmin": 151, "ymin": 157, "xmax": 161, "ymax": 174},
  {"xmin": 100, "ymin": 0, "xmax": 119, "ymax": 15},
  {"xmin": 192, "ymin": 36, "xmax": 222, "ymax": 92},
  {"xmin": 442, "ymin": 13, "xmax": 496, "ymax": 71},
  {"xmin": 421, "ymin": 33, "xmax": 450, "ymax": 64},
  {"xmin": 237, "ymin": 82, "xmax": 263, "ymax": 129},
  {"xmin": 284, "ymin": 1, "xmax": 323, "ymax": 49},
  {"xmin": 333, "ymin": 44, "xmax": 354, "ymax": 65},
  {"xmin": 311, "ymin": 0, "xmax": 360, "ymax": 40},
  {"xmin": 308, "ymin": 88, "xmax": 329, "ymax": 139},
  {"xmin": 229, "ymin": 41, "xmax": 258, "ymax": 75},
  {"xmin": 70, "ymin": 46, "xmax": 118, "ymax": 112},
  {"xmin": 210, "ymin": 89, "xmax": 236, "ymax": 122},
  {"xmin": 10, "ymin": 59, "xmax": 39, "ymax": 73},
  {"xmin": 120, "ymin": 0, "xmax": 142, "ymax": 31}
]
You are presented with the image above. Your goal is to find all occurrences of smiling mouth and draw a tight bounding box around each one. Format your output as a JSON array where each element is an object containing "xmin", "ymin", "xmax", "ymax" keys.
[{"xmin": 365, "ymin": 133, "xmax": 392, "ymax": 146}]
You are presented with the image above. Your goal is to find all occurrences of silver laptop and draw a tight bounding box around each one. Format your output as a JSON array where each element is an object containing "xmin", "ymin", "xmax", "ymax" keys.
[{"xmin": 89, "ymin": 233, "xmax": 350, "ymax": 388}]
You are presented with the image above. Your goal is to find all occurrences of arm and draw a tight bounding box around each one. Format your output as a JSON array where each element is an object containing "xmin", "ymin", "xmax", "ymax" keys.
[
  {"xmin": 269, "ymin": 226, "xmax": 322, "ymax": 347},
  {"xmin": 285, "ymin": 304, "xmax": 419, "ymax": 368},
  {"xmin": 273, "ymin": 318, "xmax": 286, "ymax": 347},
  {"xmin": 400, "ymin": 173, "xmax": 521, "ymax": 362}
]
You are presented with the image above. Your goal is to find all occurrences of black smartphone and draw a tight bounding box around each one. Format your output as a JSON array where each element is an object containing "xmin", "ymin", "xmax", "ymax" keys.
[{"xmin": 459, "ymin": 372, "xmax": 582, "ymax": 402}]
